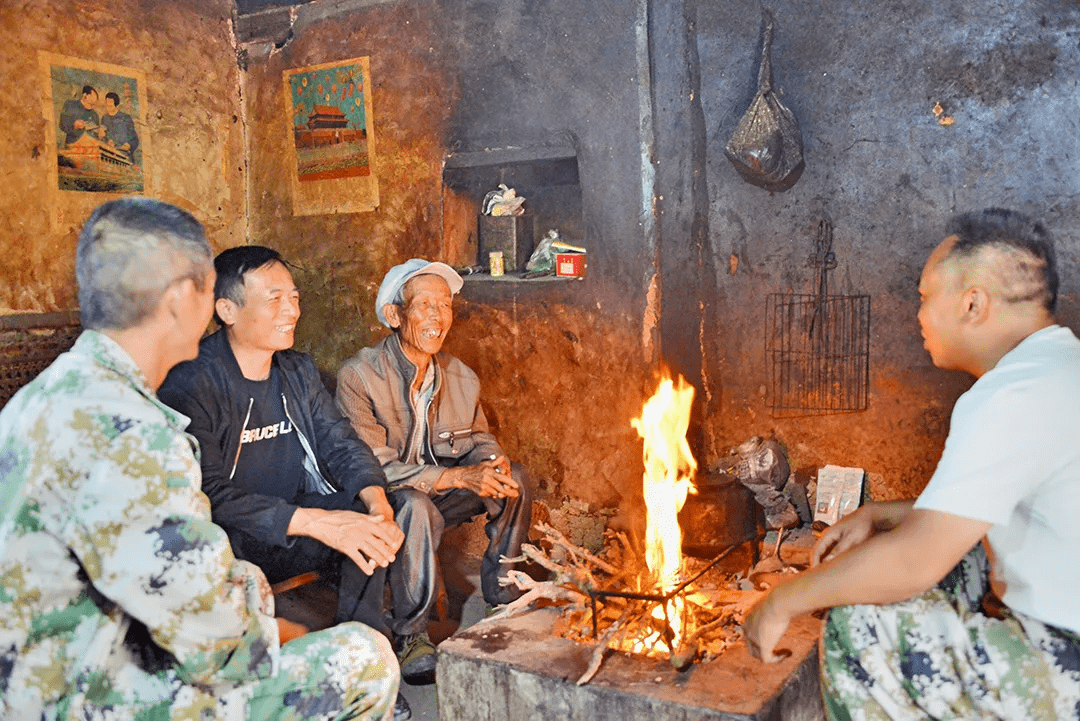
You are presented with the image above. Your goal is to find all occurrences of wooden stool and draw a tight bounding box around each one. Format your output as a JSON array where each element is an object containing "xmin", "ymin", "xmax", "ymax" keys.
[{"xmin": 271, "ymin": 571, "xmax": 320, "ymax": 596}]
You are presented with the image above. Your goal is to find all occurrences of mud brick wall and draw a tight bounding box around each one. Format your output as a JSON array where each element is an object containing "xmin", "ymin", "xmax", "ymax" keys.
[{"xmin": 0, "ymin": 0, "xmax": 247, "ymax": 312}]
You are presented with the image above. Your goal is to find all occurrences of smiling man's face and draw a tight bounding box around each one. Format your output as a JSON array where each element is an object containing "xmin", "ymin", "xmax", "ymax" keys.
[
  {"xmin": 224, "ymin": 260, "xmax": 301, "ymax": 356},
  {"xmin": 391, "ymin": 273, "xmax": 453, "ymax": 368}
]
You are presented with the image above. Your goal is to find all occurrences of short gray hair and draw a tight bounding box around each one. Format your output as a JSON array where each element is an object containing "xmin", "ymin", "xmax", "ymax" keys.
[{"xmin": 76, "ymin": 198, "xmax": 212, "ymax": 331}]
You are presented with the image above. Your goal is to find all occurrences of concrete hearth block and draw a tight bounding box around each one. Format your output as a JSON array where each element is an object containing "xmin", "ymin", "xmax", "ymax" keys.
[{"xmin": 437, "ymin": 607, "xmax": 824, "ymax": 721}]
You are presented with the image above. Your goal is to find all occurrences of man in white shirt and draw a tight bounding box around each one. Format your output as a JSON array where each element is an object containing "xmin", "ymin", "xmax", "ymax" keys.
[{"xmin": 745, "ymin": 208, "xmax": 1080, "ymax": 720}]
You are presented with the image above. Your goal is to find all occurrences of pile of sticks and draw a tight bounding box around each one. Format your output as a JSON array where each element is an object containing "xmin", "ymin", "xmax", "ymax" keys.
[{"xmin": 496, "ymin": 522, "xmax": 766, "ymax": 684}]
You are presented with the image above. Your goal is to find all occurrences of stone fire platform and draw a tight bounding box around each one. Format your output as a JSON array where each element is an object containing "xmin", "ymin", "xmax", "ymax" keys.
[{"xmin": 437, "ymin": 606, "xmax": 824, "ymax": 720}]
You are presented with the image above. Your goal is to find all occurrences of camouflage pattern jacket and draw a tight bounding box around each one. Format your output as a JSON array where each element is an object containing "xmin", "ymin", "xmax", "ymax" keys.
[{"xmin": 0, "ymin": 331, "xmax": 279, "ymax": 719}]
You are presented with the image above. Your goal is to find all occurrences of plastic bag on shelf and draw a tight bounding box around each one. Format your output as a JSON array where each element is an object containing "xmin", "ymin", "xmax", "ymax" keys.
[{"xmin": 525, "ymin": 229, "xmax": 559, "ymax": 274}]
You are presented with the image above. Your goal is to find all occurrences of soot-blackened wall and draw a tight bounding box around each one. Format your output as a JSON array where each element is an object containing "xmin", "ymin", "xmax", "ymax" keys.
[{"xmin": 238, "ymin": 0, "xmax": 1080, "ymax": 515}]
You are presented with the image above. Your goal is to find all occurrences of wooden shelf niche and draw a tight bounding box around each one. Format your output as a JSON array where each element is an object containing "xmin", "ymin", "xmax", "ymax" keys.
[{"xmin": 440, "ymin": 145, "xmax": 584, "ymax": 278}]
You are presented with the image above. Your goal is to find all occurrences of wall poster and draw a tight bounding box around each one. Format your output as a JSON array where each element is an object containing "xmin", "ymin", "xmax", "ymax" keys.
[
  {"xmin": 283, "ymin": 57, "xmax": 380, "ymax": 216},
  {"xmin": 39, "ymin": 52, "xmax": 151, "ymax": 230},
  {"xmin": 39, "ymin": 52, "xmax": 148, "ymax": 194}
]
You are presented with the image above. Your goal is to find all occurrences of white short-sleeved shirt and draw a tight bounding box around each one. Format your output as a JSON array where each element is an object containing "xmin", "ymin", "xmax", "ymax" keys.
[{"xmin": 915, "ymin": 324, "xmax": 1080, "ymax": 635}]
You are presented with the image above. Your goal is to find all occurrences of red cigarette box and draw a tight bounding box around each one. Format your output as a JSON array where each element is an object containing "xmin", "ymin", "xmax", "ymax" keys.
[{"xmin": 555, "ymin": 253, "xmax": 587, "ymax": 278}]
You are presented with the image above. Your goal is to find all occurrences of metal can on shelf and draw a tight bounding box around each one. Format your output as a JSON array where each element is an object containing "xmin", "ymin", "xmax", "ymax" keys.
[{"xmin": 489, "ymin": 251, "xmax": 505, "ymax": 277}]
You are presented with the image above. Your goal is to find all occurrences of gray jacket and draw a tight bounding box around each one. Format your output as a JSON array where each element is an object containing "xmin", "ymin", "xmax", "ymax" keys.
[{"xmin": 335, "ymin": 334, "xmax": 502, "ymax": 494}]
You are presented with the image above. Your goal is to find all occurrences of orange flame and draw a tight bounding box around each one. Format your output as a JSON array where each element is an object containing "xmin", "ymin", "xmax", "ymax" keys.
[{"xmin": 631, "ymin": 370, "xmax": 697, "ymax": 650}]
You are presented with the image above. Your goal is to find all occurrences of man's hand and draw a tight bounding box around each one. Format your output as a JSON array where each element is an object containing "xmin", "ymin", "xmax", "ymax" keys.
[
  {"xmin": 358, "ymin": 486, "xmax": 395, "ymax": 525},
  {"xmin": 288, "ymin": 506, "xmax": 404, "ymax": 575},
  {"xmin": 435, "ymin": 455, "xmax": 519, "ymax": 498},
  {"xmin": 812, "ymin": 509, "xmax": 875, "ymax": 567},
  {"xmin": 277, "ymin": 617, "xmax": 309, "ymax": 645},
  {"xmin": 745, "ymin": 504, "xmax": 987, "ymax": 665},
  {"xmin": 813, "ymin": 500, "xmax": 915, "ymax": 566},
  {"xmin": 743, "ymin": 589, "xmax": 794, "ymax": 663}
]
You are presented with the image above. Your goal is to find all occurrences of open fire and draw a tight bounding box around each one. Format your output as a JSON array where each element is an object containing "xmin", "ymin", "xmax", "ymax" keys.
[
  {"xmin": 495, "ymin": 369, "xmax": 772, "ymax": 682},
  {"xmin": 442, "ymin": 374, "xmax": 825, "ymax": 719},
  {"xmin": 629, "ymin": 370, "xmax": 696, "ymax": 653}
]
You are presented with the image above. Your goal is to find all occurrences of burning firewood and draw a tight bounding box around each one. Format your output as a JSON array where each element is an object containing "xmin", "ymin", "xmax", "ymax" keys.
[
  {"xmin": 534, "ymin": 521, "xmax": 621, "ymax": 576},
  {"xmin": 672, "ymin": 608, "xmax": 736, "ymax": 667},
  {"xmin": 486, "ymin": 373, "xmax": 793, "ymax": 684},
  {"xmin": 491, "ymin": 569, "xmax": 589, "ymax": 620},
  {"xmin": 491, "ymin": 519, "xmax": 773, "ymax": 684},
  {"xmin": 575, "ymin": 606, "xmax": 652, "ymax": 685}
]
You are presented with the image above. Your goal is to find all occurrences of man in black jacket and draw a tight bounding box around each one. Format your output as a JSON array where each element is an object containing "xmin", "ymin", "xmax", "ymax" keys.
[{"xmin": 159, "ymin": 247, "xmax": 433, "ymax": 719}]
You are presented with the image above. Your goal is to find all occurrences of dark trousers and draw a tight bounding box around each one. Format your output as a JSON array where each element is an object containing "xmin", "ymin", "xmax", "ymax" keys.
[
  {"xmin": 391, "ymin": 463, "xmax": 534, "ymax": 632},
  {"xmin": 227, "ymin": 489, "xmax": 433, "ymax": 639},
  {"xmin": 227, "ymin": 465, "xmax": 532, "ymax": 640}
]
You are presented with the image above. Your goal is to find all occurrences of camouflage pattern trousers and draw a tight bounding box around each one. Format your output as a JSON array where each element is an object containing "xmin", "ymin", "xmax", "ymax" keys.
[
  {"xmin": 146, "ymin": 623, "xmax": 398, "ymax": 721},
  {"xmin": 821, "ymin": 547, "xmax": 1080, "ymax": 721}
]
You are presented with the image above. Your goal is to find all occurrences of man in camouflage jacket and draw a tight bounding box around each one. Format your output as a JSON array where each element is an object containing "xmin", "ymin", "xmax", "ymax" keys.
[
  {"xmin": 0, "ymin": 199, "xmax": 398, "ymax": 720},
  {"xmin": 745, "ymin": 209, "xmax": 1080, "ymax": 719}
]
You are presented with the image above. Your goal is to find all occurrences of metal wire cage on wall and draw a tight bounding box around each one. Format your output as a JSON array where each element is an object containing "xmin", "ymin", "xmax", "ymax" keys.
[{"xmin": 765, "ymin": 292, "xmax": 870, "ymax": 414}]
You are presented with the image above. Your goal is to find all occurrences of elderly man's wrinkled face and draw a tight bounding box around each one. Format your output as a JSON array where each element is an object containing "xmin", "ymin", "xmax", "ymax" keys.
[{"xmin": 392, "ymin": 273, "xmax": 453, "ymax": 366}]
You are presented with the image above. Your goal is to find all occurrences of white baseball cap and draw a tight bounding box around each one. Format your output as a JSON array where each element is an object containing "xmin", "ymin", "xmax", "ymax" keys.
[{"xmin": 375, "ymin": 259, "xmax": 464, "ymax": 327}]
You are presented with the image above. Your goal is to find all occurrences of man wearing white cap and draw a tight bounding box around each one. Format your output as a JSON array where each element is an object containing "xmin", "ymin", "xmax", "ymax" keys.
[{"xmin": 336, "ymin": 258, "xmax": 534, "ymax": 663}]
